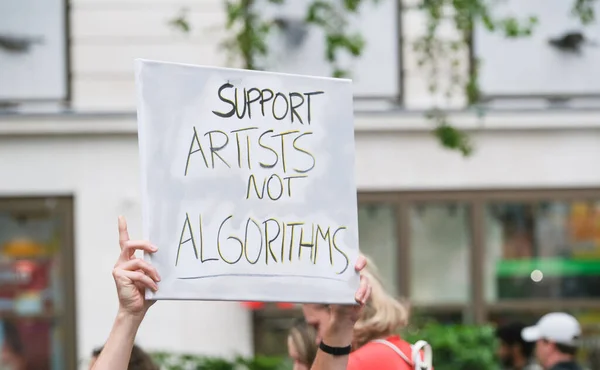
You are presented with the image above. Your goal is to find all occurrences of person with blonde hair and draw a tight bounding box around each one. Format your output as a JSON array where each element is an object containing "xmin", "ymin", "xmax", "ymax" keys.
[
  {"xmin": 91, "ymin": 217, "xmax": 371, "ymax": 370},
  {"xmin": 288, "ymin": 319, "xmax": 318, "ymax": 370},
  {"xmin": 302, "ymin": 256, "xmax": 427, "ymax": 370}
]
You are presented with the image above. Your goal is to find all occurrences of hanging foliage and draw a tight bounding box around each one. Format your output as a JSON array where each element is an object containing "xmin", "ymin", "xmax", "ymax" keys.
[{"xmin": 170, "ymin": 0, "xmax": 597, "ymax": 156}]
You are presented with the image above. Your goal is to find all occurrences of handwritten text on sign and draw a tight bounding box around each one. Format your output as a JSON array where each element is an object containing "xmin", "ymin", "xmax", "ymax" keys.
[{"xmin": 135, "ymin": 60, "xmax": 359, "ymax": 303}]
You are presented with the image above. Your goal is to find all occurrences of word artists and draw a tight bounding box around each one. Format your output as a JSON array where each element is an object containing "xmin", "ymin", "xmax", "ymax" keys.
[{"xmin": 135, "ymin": 59, "xmax": 360, "ymax": 303}]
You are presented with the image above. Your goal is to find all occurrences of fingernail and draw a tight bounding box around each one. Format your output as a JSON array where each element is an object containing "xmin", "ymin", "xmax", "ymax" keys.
[{"xmin": 151, "ymin": 245, "xmax": 158, "ymax": 251}]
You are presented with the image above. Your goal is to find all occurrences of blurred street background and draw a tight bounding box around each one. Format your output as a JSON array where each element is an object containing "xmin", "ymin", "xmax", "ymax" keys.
[{"xmin": 2, "ymin": 0, "xmax": 600, "ymax": 369}]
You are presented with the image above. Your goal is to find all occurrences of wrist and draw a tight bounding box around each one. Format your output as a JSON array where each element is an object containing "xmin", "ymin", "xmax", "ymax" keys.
[
  {"xmin": 116, "ymin": 308, "xmax": 145, "ymax": 327},
  {"xmin": 322, "ymin": 322, "xmax": 354, "ymax": 348}
]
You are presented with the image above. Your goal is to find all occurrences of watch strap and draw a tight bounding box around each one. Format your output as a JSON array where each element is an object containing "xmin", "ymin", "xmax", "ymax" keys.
[{"xmin": 319, "ymin": 341, "xmax": 352, "ymax": 356}]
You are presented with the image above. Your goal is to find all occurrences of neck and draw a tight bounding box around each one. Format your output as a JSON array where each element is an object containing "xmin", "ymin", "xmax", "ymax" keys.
[{"xmin": 545, "ymin": 353, "xmax": 573, "ymax": 369}]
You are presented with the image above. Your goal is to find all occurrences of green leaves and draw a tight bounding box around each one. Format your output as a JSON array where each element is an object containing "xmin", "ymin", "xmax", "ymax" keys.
[
  {"xmin": 169, "ymin": 0, "xmax": 598, "ymax": 157},
  {"xmin": 426, "ymin": 110, "xmax": 473, "ymax": 156},
  {"xmin": 403, "ymin": 321, "xmax": 500, "ymax": 370},
  {"xmin": 305, "ymin": 0, "xmax": 370, "ymax": 78},
  {"xmin": 168, "ymin": 8, "xmax": 191, "ymax": 33},
  {"xmin": 151, "ymin": 353, "xmax": 289, "ymax": 370},
  {"xmin": 573, "ymin": 0, "xmax": 596, "ymax": 24}
]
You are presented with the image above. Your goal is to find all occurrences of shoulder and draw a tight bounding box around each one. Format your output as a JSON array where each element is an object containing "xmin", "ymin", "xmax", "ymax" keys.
[{"xmin": 348, "ymin": 337, "xmax": 412, "ymax": 370}]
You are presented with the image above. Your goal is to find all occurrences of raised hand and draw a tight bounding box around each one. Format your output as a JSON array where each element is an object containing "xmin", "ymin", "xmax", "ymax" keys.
[
  {"xmin": 330, "ymin": 256, "xmax": 371, "ymax": 325},
  {"xmin": 113, "ymin": 216, "xmax": 160, "ymax": 319},
  {"xmin": 323, "ymin": 255, "xmax": 371, "ymax": 346}
]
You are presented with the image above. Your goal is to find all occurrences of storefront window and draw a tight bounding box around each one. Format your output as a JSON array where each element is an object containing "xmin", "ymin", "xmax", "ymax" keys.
[
  {"xmin": 358, "ymin": 204, "xmax": 399, "ymax": 295},
  {"xmin": 485, "ymin": 201, "xmax": 600, "ymax": 302},
  {"xmin": 0, "ymin": 198, "xmax": 73, "ymax": 370},
  {"xmin": 410, "ymin": 204, "xmax": 471, "ymax": 304}
]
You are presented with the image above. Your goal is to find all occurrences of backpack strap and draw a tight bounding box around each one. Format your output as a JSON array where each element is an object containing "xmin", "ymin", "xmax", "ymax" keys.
[
  {"xmin": 371, "ymin": 339, "xmax": 412, "ymax": 365},
  {"xmin": 411, "ymin": 340, "xmax": 433, "ymax": 370},
  {"xmin": 372, "ymin": 339, "xmax": 433, "ymax": 370}
]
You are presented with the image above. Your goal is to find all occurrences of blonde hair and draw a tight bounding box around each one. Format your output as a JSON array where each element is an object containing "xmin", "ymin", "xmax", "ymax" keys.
[
  {"xmin": 288, "ymin": 319, "xmax": 318, "ymax": 366},
  {"xmin": 353, "ymin": 256, "xmax": 410, "ymax": 348}
]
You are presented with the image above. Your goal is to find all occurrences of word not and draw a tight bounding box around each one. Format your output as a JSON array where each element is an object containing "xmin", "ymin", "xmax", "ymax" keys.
[
  {"xmin": 212, "ymin": 82, "xmax": 325, "ymax": 125},
  {"xmin": 175, "ymin": 213, "xmax": 350, "ymax": 274},
  {"xmin": 246, "ymin": 173, "xmax": 307, "ymax": 200},
  {"xmin": 185, "ymin": 126, "xmax": 315, "ymax": 175}
]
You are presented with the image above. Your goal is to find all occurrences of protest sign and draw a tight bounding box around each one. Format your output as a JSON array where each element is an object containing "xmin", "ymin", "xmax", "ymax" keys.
[{"xmin": 134, "ymin": 59, "xmax": 359, "ymax": 303}]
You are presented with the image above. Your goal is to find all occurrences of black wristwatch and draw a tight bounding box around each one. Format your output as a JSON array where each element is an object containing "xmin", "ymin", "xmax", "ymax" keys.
[{"xmin": 319, "ymin": 341, "xmax": 352, "ymax": 356}]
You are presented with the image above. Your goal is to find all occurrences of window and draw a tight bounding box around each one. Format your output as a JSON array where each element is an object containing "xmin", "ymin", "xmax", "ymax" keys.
[
  {"xmin": 253, "ymin": 190, "xmax": 600, "ymax": 358},
  {"xmin": 485, "ymin": 201, "xmax": 600, "ymax": 301},
  {"xmin": 262, "ymin": 0, "xmax": 401, "ymax": 99},
  {"xmin": 358, "ymin": 204, "xmax": 399, "ymax": 295},
  {"xmin": 474, "ymin": 0, "xmax": 600, "ymax": 97},
  {"xmin": 0, "ymin": 198, "xmax": 75, "ymax": 370},
  {"xmin": 0, "ymin": 0, "xmax": 69, "ymax": 103},
  {"xmin": 410, "ymin": 203, "xmax": 471, "ymax": 304}
]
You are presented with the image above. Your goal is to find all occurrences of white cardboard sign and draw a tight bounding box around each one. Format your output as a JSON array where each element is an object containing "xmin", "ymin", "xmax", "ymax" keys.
[{"xmin": 134, "ymin": 59, "xmax": 360, "ymax": 304}]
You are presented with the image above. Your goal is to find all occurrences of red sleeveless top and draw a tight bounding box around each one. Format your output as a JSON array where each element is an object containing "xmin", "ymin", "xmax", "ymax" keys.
[{"xmin": 347, "ymin": 335, "xmax": 414, "ymax": 370}]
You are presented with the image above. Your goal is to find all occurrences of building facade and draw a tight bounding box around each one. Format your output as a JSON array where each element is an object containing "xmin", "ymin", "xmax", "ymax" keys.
[{"xmin": 2, "ymin": 0, "xmax": 600, "ymax": 368}]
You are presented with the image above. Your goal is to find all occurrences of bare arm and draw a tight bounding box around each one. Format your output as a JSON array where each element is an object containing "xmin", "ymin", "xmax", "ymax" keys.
[
  {"xmin": 92, "ymin": 216, "xmax": 159, "ymax": 370},
  {"xmin": 311, "ymin": 257, "xmax": 371, "ymax": 370},
  {"xmin": 310, "ymin": 325, "xmax": 354, "ymax": 370},
  {"xmin": 92, "ymin": 312, "xmax": 143, "ymax": 370}
]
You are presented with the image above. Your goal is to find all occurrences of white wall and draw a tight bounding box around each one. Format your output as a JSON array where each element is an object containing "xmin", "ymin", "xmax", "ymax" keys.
[
  {"xmin": 68, "ymin": 0, "xmax": 464, "ymax": 111},
  {"xmin": 0, "ymin": 134, "xmax": 254, "ymax": 366},
  {"xmin": 70, "ymin": 0, "xmax": 228, "ymax": 111},
  {"xmin": 354, "ymin": 128, "xmax": 600, "ymax": 190},
  {"xmin": 2, "ymin": 113, "xmax": 600, "ymax": 365}
]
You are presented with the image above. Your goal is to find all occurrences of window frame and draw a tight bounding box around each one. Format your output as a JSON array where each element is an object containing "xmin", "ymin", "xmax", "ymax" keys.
[
  {"xmin": 0, "ymin": 196, "xmax": 77, "ymax": 370},
  {"xmin": 252, "ymin": 188, "xmax": 600, "ymax": 356},
  {"xmin": 0, "ymin": 0, "xmax": 71, "ymax": 106},
  {"xmin": 359, "ymin": 188, "xmax": 600, "ymax": 324}
]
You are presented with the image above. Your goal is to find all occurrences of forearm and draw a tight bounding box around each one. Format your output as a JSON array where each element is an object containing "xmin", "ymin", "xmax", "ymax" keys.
[
  {"xmin": 92, "ymin": 310, "xmax": 143, "ymax": 370},
  {"xmin": 310, "ymin": 325, "xmax": 353, "ymax": 370}
]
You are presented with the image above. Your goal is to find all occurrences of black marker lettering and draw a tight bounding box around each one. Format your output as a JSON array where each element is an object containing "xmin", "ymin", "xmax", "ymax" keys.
[
  {"xmin": 184, "ymin": 126, "xmax": 210, "ymax": 176},
  {"xmin": 260, "ymin": 89, "xmax": 274, "ymax": 117},
  {"xmin": 289, "ymin": 92, "xmax": 305, "ymax": 124},
  {"xmin": 304, "ymin": 91, "xmax": 324, "ymax": 124},
  {"xmin": 292, "ymin": 132, "xmax": 316, "ymax": 174},
  {"xmin": 175, "ymin": 213, "xmax": 198, "ymax": 266},
  {"xmin": 258, "ymin": 130, "xmax": 278, "ymax": 169},
  {"xmin": 212, "ymin": 83, "xmax": 236, "ymax": 118},
  {"xmin": 217, "ymin": 215, "xmax": 243, "ymax": 264},
  {"xmin": 272, "ymin": 93, "xmax": 289, "ymax": 121},
  {"xmin": 205, "ymin": 130, "xmax": 231, "ymax": 168},
  {"xmin": 332, "ymin": 227, "xmax": 349, "ymax": 274},
  {"xmin": 263, "ymin": 218, "xmax": 280, "ymax": 264}
]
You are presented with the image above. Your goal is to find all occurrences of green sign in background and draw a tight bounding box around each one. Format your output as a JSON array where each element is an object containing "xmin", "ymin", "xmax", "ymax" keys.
[{"xmin": 497, "ymin": 258, "xmax": 600, "ymax": 277}]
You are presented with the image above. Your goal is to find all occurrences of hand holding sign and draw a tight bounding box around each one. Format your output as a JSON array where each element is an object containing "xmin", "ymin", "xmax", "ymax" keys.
[{"xmin": 113, "ymin": 216, "xmax": 160, "ymax": 320}]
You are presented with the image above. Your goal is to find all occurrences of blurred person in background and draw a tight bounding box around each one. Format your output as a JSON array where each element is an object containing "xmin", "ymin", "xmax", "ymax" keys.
[
  {"xmin": 302, "ymin": 257, "xmax": 429, "ymax": 370},
  {"xmin": 521, "ymin": 312, "xmax": 583, "ymax": 370},
  {"xmin": 91, "ymin": 216, "xmax": 371, "ymax": 370},
  {"xmin": 496, "ymin": 321, "xmax": 541, "ymax": 370},
  {"xmin": 89, "ymin": 344, "xmax": 158, "ymax": 370},
  {"xmin": 288, "ymin": 319, "xmax": 318, "ymax": 370}
]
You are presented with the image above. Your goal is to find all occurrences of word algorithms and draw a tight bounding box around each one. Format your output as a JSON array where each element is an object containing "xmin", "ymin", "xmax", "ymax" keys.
[{"xmin": 175, "ymin": 213, "xmax": 350, "ymax": 275}]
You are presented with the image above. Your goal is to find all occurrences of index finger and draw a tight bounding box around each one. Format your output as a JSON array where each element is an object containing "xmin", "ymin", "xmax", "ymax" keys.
[{"xmin": 118, "ymin": 215, "xmax": 130, "ymax": 250}]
